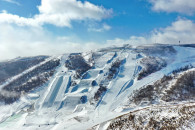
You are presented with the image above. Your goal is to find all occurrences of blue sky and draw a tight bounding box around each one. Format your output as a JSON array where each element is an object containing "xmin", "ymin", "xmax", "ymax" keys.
[
  {"xmin": 0, "ymin": 0, "xmax": 195, "ymax": 60},
  {"xmin": 0, "ymin": 0, "xmax": 188, "ymax": 41}
]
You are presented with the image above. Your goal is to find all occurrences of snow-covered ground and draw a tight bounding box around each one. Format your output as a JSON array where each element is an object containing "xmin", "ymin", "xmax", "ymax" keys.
[{"xmin": 0, "ymin": 44, "xmax": 195, "ymax": 130}]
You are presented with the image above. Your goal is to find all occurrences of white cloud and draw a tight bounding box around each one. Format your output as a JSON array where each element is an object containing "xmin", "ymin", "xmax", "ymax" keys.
[
  {"xmin": 151, "ymin": 18, "xmax": 195, "ymax": 44},
  {"xmin": 107, "ymin": 18, "xmax": 195, "ymax": 45},
  {"xmin": 0, "ymin": 0, "xmax": 112, "ymax": 27},
  {"xmin": 0, "ymin": 24, "xmax": 105, "ymax": 61},
  {"xmin": 1, "ymin": 18, "xmax": 195, "ymax": 61},
  {"xmin": 88, "ymin": 23, "xmax": 111, "ymax": 32},
  {"xmin": 2, "ymin": 0, "xmax": 21, "ymax": 6},
  {"xmin": 149, "ymin": 0, "xmax": 195, "ymax": 14},
  {"xmin": 0, "ymin": 0, "xmax": 113, "ymax": 61}
]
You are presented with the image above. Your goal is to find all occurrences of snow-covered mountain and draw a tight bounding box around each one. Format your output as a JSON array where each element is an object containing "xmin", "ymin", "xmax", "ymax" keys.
[{"xmin": 0, "ymin": 44, "xmax": 195, "ymax": 130}]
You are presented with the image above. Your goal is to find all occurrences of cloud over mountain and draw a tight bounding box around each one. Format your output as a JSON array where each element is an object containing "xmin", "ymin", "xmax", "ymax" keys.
[{"xmin": 108, "ymin": 18, "xmax": 195, "ymax": 45}]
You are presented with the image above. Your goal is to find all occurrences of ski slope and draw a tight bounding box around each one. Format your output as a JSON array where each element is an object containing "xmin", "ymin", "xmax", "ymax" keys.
[{"xmin": 0, "ymin": 45, "xmax": 195, "ymax": 130}]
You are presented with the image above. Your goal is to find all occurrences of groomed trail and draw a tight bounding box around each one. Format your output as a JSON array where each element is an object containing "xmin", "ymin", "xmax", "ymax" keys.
[{"xmin": 96, "ymin": 51, "xmax": 137, "ymax": 116}]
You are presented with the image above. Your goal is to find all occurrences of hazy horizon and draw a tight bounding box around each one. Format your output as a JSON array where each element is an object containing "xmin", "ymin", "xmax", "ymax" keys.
[{"xmin": 0, "ymin": 0, "xmax": 195, "ymax": 61}]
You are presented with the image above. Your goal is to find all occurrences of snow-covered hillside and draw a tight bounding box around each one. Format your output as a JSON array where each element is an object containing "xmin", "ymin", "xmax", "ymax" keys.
[{"xmin": 0, "ymin": 44, "xmax": 195, "ymax": 130}]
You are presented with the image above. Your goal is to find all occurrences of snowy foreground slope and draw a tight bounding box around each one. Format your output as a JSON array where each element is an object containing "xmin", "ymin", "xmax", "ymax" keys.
[{"xmin": 0, "ymin": 44, "xmax": 195, "ymax": 130}]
